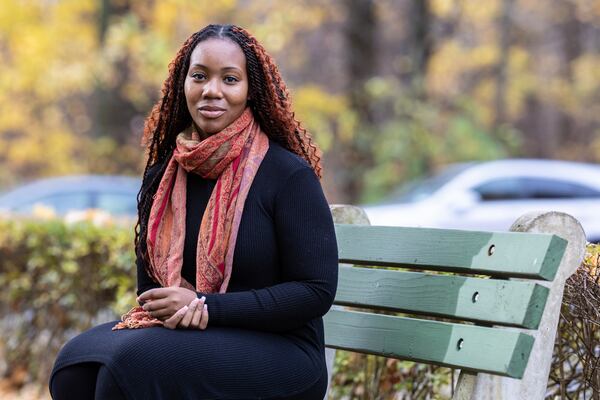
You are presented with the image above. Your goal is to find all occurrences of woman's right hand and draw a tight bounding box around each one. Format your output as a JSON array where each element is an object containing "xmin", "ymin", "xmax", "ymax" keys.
[{"xmin": 163, "ymin": 297, "xmax": 209, "ymax": 330}]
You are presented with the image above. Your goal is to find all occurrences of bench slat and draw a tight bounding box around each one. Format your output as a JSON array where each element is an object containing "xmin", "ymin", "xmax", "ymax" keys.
[
  {"xmin": 335, "ymin": 224, "xmax": 566, "ymax": 280},
  {"xmin": 335, "ymin": 265, "xmax": 549, "ymax": 328},
  {"xmin": 324, "ymin": 309, "xmax": 534, "ymax": 378}
]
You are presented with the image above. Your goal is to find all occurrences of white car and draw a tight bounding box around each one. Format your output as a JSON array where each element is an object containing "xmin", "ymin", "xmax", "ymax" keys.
[
  {"xmin": 0, "ymin": 175, "xmax": 140, "ymax": 217},
  {"xmin": 363, "ymin": 159, "xmax": 600, "ymax": 242}
]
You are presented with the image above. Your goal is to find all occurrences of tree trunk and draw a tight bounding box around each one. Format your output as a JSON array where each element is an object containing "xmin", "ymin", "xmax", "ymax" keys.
[
  {"xmin": 493, "ymin": 0, "xmax": 514, "ymax": 131},
  {"xmin": 409, "ymin": 0, "xmax": 433, "ymax": 97},
  {"xmin": 335, "ymin": 0, "xmax": 378, "ymax": 203},
  {"xmin": 91, "ymin": 0, "xmax": 138, "ymax": 145},
  {"xmin": 344, "ymin": 0, "xmax": 378, "ymax": 125}
]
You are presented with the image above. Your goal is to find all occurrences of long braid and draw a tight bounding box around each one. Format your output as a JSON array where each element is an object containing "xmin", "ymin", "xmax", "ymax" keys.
[{"xmin": 135, "ymin": 24, "xmax": 323, "ymax": 275}]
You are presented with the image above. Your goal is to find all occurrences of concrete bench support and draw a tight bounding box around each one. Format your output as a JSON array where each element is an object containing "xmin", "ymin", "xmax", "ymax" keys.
[{"xmin": 467, "ymin": 211, "xmax": 586, "ymax": 399}]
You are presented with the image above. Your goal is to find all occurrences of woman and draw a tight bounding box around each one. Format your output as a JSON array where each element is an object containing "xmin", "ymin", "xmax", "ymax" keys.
[{"xmin": 49, "ymin": 24, "xmax": 338, "ymax": 400}]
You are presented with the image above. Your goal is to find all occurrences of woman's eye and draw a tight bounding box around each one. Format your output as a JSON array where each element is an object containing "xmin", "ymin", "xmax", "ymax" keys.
[
  {"xmin": 191, "ymin": 72, "xmax": 205, "ymax": 80},
  {"xmin": 224, "ymin": 76, "xmax": 239, "ymax": 84}
]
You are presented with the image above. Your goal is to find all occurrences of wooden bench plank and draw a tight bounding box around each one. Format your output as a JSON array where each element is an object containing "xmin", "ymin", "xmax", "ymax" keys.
[
  {"xmin": 335, "ymin": 224, "xmax": 567, "ymax": 280},
  {"xmin": 335, "ymin": 265, "xmax": 549, "ymax": 328},
  {"xmin": 324, "ymin": 309, "xmax": 534, "ymax": 378}
]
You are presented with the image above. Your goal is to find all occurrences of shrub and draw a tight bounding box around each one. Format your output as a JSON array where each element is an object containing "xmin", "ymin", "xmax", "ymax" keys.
[{"xmin": 0, "ymin": 217, "xmax": 136, "ymax": 388}]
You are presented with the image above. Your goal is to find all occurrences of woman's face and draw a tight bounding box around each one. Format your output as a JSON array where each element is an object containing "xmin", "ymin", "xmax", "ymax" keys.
[{"xmin": 184, "ymin": 38, "xmax": 249, "ymax": 138}]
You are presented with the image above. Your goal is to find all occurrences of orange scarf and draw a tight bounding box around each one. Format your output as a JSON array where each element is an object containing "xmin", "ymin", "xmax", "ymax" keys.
[{"xmin": 113, "ymin": 108, "xmax": 269, "ymax": 329}]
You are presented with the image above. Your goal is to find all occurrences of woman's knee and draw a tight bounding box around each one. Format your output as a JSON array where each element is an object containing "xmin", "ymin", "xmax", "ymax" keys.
[
  {"xmin": 95, "ymin": 365, "xmax": 127, "ymax": 400},
  {"xmin": 49, "ymin": 362, "xmax": 100, "ymax": 400}
]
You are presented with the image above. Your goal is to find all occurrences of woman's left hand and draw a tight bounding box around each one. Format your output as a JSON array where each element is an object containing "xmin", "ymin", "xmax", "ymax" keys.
[
  {"xmin": 137, "ymin": 287, "xmax": 198, "ymax": 321},
  {"xmin": 174, "ymin": 297, "xmax": 210, "ymax": 330}
]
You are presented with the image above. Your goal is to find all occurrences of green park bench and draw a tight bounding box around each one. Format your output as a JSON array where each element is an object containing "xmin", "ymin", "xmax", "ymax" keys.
[{"xmin": 324, "ymin": 205, "xmax": 587, "ymax": 400}]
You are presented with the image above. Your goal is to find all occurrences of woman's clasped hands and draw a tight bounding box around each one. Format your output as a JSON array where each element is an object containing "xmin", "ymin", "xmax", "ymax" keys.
[{"xmin": 137, "ymin": 287, "xmax": 209, "ymax": 330}]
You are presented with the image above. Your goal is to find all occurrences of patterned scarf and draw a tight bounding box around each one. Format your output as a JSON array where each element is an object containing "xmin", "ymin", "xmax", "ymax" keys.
[{"xmin": 113, "ymin": 108, "xmax": 269, "ymax": 329}]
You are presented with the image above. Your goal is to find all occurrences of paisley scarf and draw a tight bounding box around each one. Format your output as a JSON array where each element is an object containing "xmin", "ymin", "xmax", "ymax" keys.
[{"xmin": 113, "ymin": 108, "xmax": 269, "ymax": 329}]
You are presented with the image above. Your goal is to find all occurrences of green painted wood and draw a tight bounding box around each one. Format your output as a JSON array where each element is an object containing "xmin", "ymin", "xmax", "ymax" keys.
[
  {"xmin": 324, "ymin": 309, "xmax": 534, "ymax": 378},
  {"xmin": 335, "ymin": 265, "xmax": 549, "ymax": 329},
  {"xmin": 335, "ymin": 224, "xmax": 567, "ymax": 281}
]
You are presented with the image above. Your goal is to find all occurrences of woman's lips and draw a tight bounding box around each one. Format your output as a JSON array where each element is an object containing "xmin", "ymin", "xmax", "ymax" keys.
[{"xmin": 198, "ymin": 108, "xmax": 226, "ymax": 119}]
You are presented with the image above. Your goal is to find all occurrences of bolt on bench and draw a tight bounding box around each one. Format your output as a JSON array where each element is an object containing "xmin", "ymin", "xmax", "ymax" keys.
[{"xmin": 325, "ymin": 205, "xmax": 586, "ymax": 400}]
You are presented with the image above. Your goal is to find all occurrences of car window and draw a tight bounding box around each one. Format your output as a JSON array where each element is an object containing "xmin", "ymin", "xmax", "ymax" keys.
[
  {"xmin": 473, "ymin": 178, "xmax": 524, "ymax": 201},
  {"xmin": 384, "ymin": 163, "xmax": 475, "ymax": 203},
  {"xmin": 474, "ymin": 177, "xmax": 600, "ymax": 201},
  {"xmin": 522, "ymin": 178, "xmax": 600, "ymax": 199},
  {"xmin": 94, "ymin": 193, "xmax": 138, "ymax": 216},
  {"xmin": 14, "ymin": 192, "xmax": 91, "ymax": 214}
]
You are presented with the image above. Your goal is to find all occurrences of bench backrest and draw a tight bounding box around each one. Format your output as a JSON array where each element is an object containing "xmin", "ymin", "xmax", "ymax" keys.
[{"xmin": 324, "ymin": 224, "xmax": 567, "ymax": 379}]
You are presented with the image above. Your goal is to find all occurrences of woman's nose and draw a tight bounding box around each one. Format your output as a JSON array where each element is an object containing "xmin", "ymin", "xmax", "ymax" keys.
[{"xmin": 202, "ymin": 78, "xmax": 222, "ymax": 98}]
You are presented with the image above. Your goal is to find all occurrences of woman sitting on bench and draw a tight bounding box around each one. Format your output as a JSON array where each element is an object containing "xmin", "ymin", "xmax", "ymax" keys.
[{"xmin": 49, "ymin": 24, "xmax": 338, "ymax": 400}]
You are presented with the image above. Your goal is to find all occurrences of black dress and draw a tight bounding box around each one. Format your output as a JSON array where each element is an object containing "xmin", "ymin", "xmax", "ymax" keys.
[{"xmin": 49, "ymin": 141, "xmax": 339, "ymax": 399}]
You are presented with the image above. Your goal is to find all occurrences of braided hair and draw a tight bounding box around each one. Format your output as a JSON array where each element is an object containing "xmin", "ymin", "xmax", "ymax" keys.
[{"xmin": 135, "ymin": 24, "xmax": 322, "ymax": 271}]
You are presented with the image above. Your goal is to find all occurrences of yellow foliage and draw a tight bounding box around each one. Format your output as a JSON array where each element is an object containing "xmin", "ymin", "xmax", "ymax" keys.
[
  {"xmin": 462, "ymin": 0, "xmax": 500, "ymax": 21},
  {"xmin": 293, "ymin": 85, "xmax": 354, "ymax": 151},
  {"xmin": 427, "ymin": 42, "xmax": 463, "ymax": 95},
  {"xmin": 583, "ymin": 243, "xmax": 600, "ymax": 281},
  {"xmin": 505, "ymin": 47, "xmax": 534, "ymax": 118},
  {"xmin": 0, "ymin": 0, "xmax": 599, "ymax": 194},
  {"xmin": 573, "ymin": 54, "xmax": 600, "ymax": 98},
  {"xmin": 472, "ymin": 80, "xmax": 495, "ymax": 125},
  {"xmin": 153, "ymin": 1, "xmax": 180, "ymax": 39},
  {"xmin": 31, "ymin": 204, "xmax": 58, "ymax": 220},
  {"xmin": 428, "ymin": 42, "xmax": 498, "ymax": 97},
  {"xmin": 3, "ymin": 0, "xmax": 96, "ymax": 98},
  {"xmin": 430, "ymin": 0, "xmax": 456, "ymax": 17},
  {"xmin": 470, "ymin": 45, "xmax": 499, "ymax": 67}
]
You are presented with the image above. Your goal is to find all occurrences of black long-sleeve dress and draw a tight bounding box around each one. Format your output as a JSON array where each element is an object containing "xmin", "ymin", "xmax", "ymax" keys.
[{"xmin": 49, "ymin": 140, "xmax": 339, "ymax": 399}]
